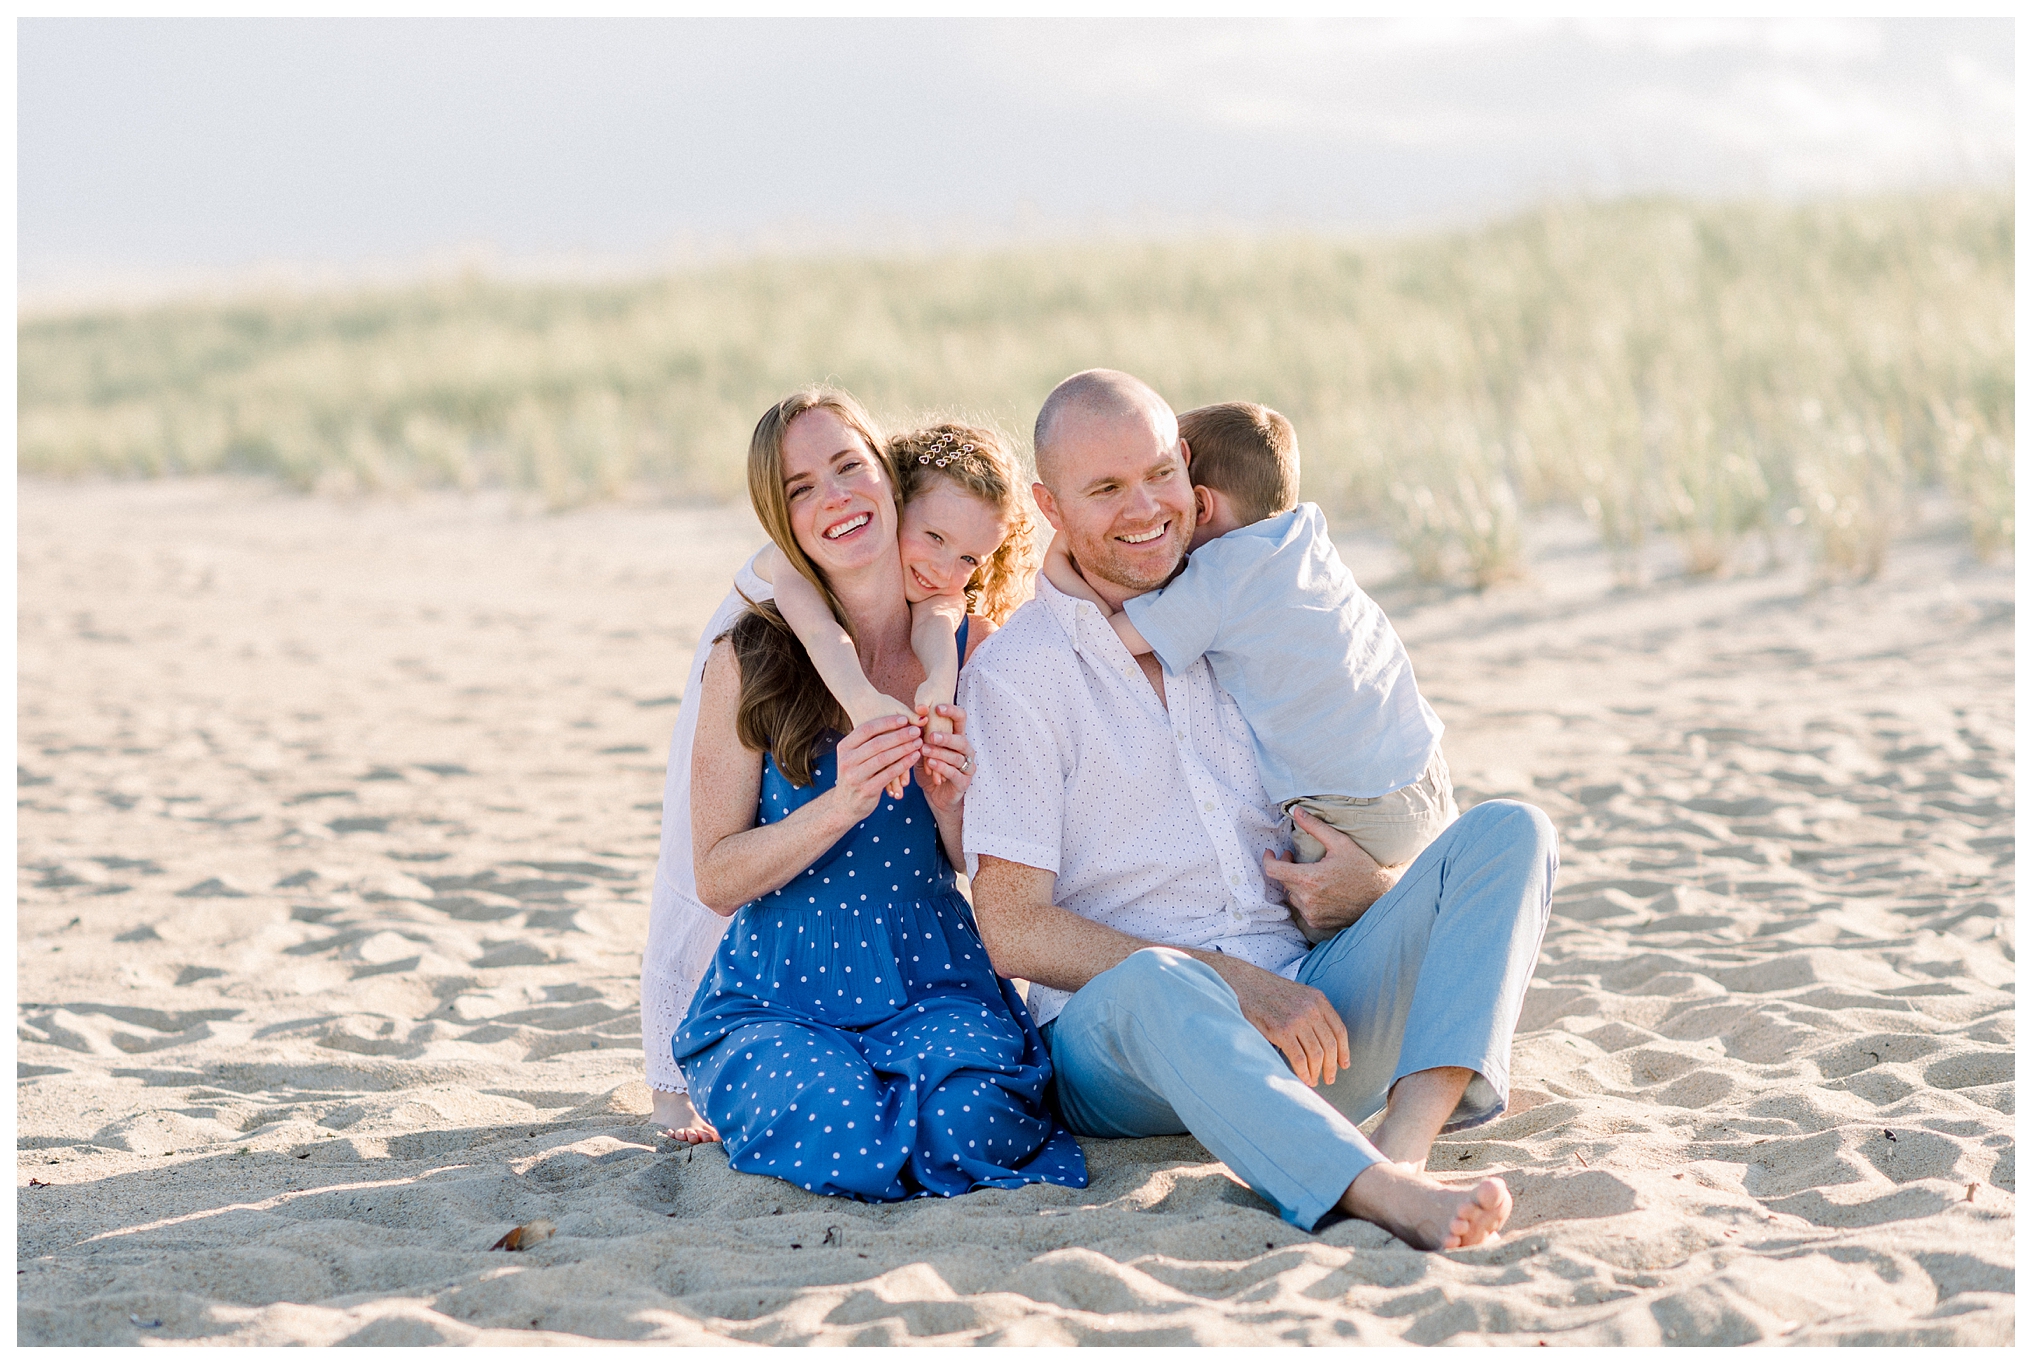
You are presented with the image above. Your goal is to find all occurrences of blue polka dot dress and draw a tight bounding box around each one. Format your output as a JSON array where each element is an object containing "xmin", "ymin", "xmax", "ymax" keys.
[{"xmin": 674, "ymin": 677, "xmax": 1088, "ymax": 1202}]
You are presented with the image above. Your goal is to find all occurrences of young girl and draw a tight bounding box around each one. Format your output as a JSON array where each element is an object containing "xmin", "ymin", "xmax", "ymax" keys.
[
  {"xmin": 650, "ymin": 419, "xmax": 1039, "ymax": 1144},
  {"xmin": 758, "ymin": 422, "xmax": 1038, "ymax": 758}
]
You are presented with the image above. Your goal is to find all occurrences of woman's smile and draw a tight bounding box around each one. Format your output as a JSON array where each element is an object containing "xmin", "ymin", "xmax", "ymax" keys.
[{"xmin": 779, "ymin": 406, "xmax": 899, "ymax": 578}]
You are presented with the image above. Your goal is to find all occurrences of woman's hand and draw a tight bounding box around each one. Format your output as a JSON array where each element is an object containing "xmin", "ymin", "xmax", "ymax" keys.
[
  {"xmin": 843, "ymin": 691, "xmax": 921, "ymax": 797},
  {"xmin": 832, "ymin": 714, "xmax": 925, "ymax": 821},
  {"xmin": 916, "ymin": 703, "xmax": 974, "ymax": 821}
]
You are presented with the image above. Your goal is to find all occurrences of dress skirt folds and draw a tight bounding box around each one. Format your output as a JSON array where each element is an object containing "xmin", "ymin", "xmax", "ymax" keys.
[{"xmin": 674, "ymin": 740, "xmax": 1087, "ymax": 1201}]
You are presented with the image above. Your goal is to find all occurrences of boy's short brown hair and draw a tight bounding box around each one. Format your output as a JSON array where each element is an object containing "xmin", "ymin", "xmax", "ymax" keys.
[{"xmin": 1178, "ymin": 402, "xmax": 1300, "ymax": 525}]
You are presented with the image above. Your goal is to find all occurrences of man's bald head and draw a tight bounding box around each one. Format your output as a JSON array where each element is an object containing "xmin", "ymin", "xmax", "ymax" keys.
[{"xmin": 1032, "ymin": 369, "xmax": 1178, "ymax": 492}]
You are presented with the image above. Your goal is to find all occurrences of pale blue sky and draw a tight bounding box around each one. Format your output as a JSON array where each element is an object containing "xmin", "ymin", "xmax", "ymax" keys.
[{"xmin": 18, "ymin": 17, "xmax": 2014, "ymax": 304}]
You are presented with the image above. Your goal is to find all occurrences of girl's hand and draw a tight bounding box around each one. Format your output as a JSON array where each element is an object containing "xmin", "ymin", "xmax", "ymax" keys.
[
  {"xmin": 916, "ymin": 703, "xmax": 974, "ymax": 819},
  {"xmin": 834, "ymin": 715, "xmax": 924, "ymax": 819},
  {"xmin": 846, "ymin": 690, "xmax": 917, "ymax": 730},
  {"xmin": 913, "ymin": 680, "xmax": 957, "ymax": 735}
]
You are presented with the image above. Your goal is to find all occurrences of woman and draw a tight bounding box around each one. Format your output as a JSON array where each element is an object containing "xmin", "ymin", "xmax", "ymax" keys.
[
  {"xmin": 671, "ymin": 388, "xmax": 1084, "ymax": 1199},
  {"xmin": 639, "ymin": 404, "xmax": 1038, "ymax": 1142}
]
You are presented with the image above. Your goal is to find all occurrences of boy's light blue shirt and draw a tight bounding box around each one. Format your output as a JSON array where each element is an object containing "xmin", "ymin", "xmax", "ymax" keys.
[{"xmin": 1122, "ymin": 503, "xmax": 1442, "ymax": 803}]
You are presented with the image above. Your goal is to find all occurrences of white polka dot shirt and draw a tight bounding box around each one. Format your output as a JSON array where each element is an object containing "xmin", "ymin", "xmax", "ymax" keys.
[{"xmin": 959, "ymin": 577, "xmax": 1308, "ymax": 1027}]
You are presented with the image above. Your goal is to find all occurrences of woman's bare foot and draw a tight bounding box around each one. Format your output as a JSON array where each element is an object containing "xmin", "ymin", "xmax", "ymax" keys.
[
  {"xmin": 651, "ymin": 1088, "xmax": 719, "ymax": 1144},
  {"xmin": 1338, "ymin": 1160, "xmax": 1510, "ymax": 1250}
]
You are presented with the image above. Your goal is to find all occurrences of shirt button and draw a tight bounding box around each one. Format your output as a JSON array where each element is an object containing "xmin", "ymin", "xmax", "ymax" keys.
[{"xmin": 1202, "ymin": 801, "xmax": 1215, "ymax": 813}]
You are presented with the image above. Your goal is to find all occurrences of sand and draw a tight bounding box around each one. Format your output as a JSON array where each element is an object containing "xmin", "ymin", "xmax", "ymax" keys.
[{"xmin": 16, "ymin": 478, "xmax": 2014, "ymax": 1346}]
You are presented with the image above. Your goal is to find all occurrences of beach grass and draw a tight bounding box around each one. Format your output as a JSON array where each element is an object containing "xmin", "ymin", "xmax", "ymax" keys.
[{"xmin": 18, "ymin": 191, "xmax": 2012, "ymax": 583}]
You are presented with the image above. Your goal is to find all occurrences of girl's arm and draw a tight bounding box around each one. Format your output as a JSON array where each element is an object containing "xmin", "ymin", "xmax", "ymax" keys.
[
  {"xmin": 916, "ymin": 703, "xmax": 974, "ymax": 868},
  {"xmin": 909, "ymin": 594, "xmax": 968, "ymax": 736},
  {"xmin": 691, "ymin": 641, "xmax": 925, "ymax": 914},
  {"xmin": 757, "ymin": 545, "xmax": 916, "ymax": 729},
  {"xmin": 1040, "ymin": 532, "xmax": 1155, "ymax": 656}
]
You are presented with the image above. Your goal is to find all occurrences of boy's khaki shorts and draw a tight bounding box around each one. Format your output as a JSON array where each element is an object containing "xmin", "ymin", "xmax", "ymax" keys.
[{"xmin": 1284, "ymin": 747, "xmax": 1459, "ymax": 870}]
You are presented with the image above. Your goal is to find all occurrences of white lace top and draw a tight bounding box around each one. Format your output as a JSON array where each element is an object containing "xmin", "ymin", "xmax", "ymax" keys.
[{"xmin": 639, "ymin": 552, "xmax": 770, "ymax": 1093}]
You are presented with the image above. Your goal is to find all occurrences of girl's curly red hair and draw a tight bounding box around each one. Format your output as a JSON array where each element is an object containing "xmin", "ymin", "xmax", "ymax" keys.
[{"xmin": 890, "ymin": 422, "xmax": 1039, "ymax": 625}]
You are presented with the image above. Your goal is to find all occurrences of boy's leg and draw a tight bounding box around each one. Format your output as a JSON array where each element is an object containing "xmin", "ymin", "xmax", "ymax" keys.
[
  {"xmin": 1297, "ymin": 798, "xmax": 1558, "ymax": 1140},
  {"xmin": 1287, "ymin": 748, "xmax": 1461, "ymax": 869},
  {"xmin": 1045, "ymin": 947, "xmax": 1385, "ymax": 1231}
]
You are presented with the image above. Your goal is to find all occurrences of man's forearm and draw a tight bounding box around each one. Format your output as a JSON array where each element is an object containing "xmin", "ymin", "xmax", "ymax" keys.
[
  {"xmin": 972, "ymin": 861, "xmax": 1280, "ymax": 999},
  {"xmin": 975, "ymin": 892, "xmax": 1147, "ymax": 994},
  {"xmin": 971, "ymin": 855, "xmax": 1351, "ymax": 1086}
]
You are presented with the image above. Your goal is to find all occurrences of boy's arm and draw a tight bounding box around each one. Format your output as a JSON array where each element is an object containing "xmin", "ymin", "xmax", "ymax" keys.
[
  {"xmin": 1040, "ymin": 532, "xmax": 1111, "ymax": 611},
  {"xmin": 910, "ymin": 594, "xmax": 967, "ymax": 736},
  {"xmin": 1042, "ymin": 532, "xmax": 1154, "ymax": 655},
  {"xmin": 769, "ymin": 558, "xmax": 915, "ymax": 729},
  {"xmin": 1103, "ymin": 609, "xmax": 1153, "ymax": 656}
]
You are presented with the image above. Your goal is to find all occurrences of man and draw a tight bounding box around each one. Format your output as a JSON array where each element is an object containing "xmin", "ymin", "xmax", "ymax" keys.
[{"xmin": 958, "ymin": 369, "xmax": 1558, "ymax": 1249}]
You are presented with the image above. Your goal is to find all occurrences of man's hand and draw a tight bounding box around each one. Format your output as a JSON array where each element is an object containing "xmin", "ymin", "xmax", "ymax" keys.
[
  {"xmin": 1261, "ymin": 807, "xmax": 1400, "ymax": 943},
  {"xmin": 1215, "ymin": 958, "xmax": 1351, "ymax": 1087}
]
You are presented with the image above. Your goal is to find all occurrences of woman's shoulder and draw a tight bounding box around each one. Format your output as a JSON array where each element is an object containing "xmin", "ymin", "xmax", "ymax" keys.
[
  {"xmin": 698, "ymin": 634, "xmax": 742, "ymax": 691},
  {"xmin": 961, "ymin": 612, "xmax": 997, "ymax": 664}
]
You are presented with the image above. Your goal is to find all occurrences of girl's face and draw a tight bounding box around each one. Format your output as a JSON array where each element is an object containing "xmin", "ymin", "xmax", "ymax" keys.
[
  {"xmin": 779, "ymin": 407, "xmax": 897, "ymax": 581},
  {"xmin": 897, "ymin": 479, "xmax": 1008, "ymax": 605}
]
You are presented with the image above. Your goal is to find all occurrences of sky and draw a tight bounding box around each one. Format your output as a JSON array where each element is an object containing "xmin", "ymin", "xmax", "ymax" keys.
[{"xmin": 16, "ymin": 17, "xmax": 2016, "ymax": 305}]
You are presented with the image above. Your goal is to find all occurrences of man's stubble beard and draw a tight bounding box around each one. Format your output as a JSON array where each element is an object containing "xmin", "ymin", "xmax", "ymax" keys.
[{"xmin": 1068, "ymin": 517, "xmax": 1192, "ymax": 598}]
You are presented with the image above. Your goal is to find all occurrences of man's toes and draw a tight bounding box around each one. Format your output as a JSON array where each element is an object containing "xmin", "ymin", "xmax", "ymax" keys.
[{"xmin": 1441, "ymin": 1181, "xmax": 1511, "ymax": 1248}]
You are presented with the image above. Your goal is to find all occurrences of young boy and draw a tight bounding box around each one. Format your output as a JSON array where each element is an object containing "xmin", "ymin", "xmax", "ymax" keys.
[{"xmin": 1042, "ymin": 402, "xmax": 1455, "ymax": 939}]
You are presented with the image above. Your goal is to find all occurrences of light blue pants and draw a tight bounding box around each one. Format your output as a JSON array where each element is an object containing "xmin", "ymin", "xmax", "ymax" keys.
[{"xmin": 1041, "ymin": 799, "xmax": 1557, "ymax": 1231}]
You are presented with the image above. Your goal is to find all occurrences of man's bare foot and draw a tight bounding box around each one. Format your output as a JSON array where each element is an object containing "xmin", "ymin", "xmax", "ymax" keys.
[
  {"xmin": 1339, "ymin": 1160, "xmax": 1510, "ymax": 1250},
  {"xmin": 651, "ymin": 1088, "xmax": 719, "ymax": 1144}
]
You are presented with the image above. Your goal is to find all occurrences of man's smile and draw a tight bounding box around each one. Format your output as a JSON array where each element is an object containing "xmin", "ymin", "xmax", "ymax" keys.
[{"xmin": 1118, "ymin": 523, "xmax": 1168, "ymax": 545}]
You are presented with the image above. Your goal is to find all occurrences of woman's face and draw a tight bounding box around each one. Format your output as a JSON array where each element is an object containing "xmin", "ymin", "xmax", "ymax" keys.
[
  {"xmin": 897, "ymin": 479, "xmax": 1008, "ymax": 605},
  {"xmin": 780, "ymin": 407, "xmax": 897, "ymax": 580}
]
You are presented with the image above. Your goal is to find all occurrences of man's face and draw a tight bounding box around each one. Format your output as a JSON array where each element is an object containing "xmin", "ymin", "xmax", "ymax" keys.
[{"xmin": 1034, "ymin": 406, "xmax": 1196, "ymax": 603}]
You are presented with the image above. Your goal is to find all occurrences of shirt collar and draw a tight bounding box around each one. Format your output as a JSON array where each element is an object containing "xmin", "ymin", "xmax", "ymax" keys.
[
  {"xmin": 1032, "ymin": 577, "xmax": 1162, "ymax": 683},
  {"xmin": 1035, "ymin": 575, "xmax": 1119, "ymax": 660}
]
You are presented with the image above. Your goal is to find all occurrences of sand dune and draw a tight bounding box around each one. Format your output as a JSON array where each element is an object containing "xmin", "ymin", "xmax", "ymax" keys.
[{"xmin": 16, "ymin": 479, "xmax": 2013, "ymax": 1345}]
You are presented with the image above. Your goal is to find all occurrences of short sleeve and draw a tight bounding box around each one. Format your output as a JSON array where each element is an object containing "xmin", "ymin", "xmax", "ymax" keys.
[
  {"xmin": 732, "ymin": 549, "xmax": 773, "ymax": 605},
  {"xmin": 956, "ymin": 666, "xmax": 1066, "ymax": 880},
  {"xmin": 1121, "ymin": 545, "xmax": 1253, "ymax": 675}
]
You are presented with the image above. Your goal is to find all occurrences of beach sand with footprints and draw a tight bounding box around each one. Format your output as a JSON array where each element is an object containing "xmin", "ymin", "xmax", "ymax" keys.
[{"xmin": 17, "ymin": 477, "xmax": 2013, "ymax": 1345}]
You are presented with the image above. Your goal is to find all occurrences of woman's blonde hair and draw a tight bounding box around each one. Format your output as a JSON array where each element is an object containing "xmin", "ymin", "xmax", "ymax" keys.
[
  {"xmin": 891, "ymin": 422, "xmax": 1039, "ymax": 625},
  {"xmin": 734, "ymin": 386, "xmax": 896, "ymax": 784}
]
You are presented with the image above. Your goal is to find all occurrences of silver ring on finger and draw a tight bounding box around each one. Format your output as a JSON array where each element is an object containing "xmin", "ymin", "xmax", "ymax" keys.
[{"xmin": 960, "ymin": 757, "xmax": 973, "ymax": 773}]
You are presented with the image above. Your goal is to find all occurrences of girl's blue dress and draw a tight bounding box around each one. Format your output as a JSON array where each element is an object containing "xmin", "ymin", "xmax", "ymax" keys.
[{"xmin": 674, "ymin": 639, "xmax": 1087, "ymax": 1201}]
